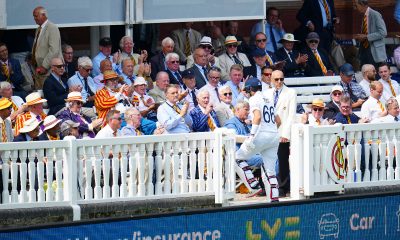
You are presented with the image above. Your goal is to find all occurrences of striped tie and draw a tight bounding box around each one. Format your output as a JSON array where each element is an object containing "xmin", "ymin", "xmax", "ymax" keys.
[
  {"xmin": 361, "ymin": 14, "xmax": 369, "ymax": 48},
  {"xmin": 172, "ymin": 105, "xmax": 181, "ymax": 114},
  {"xmin": 184, "ymin": 30, "xmax": 191, "ymax": 57},
  {"xmin": 1, "ymin": 121, "xmax": 7, "ymax": 142},
  {"xmin": 207, "ymin": 116, "xmax": 216, "ymax": 131},
  {"xmin": 322, "ymin": 0, "xmax": 331, "ymax": 22},
  {"xmin": 1, "ymin": 63, "xmax": 10, "ymax": 82},
  {"xmin": 346, "ymin": 116, "xmax": 352, "ymax": 124},
  {"xmin": 316, "ymin": 119, "xmax": 321, "ymax": 126},
  {"xmin": 313, "ymin": 50, "xmax": 327, "ymax": 75},
  {"xmin": 378, "ymin": 100, "xmax": 385, "ymax": 112},
  {"xmin": 388, "ymin": 80, "xmax": 397, "ymax": 97},
  {"xmin": 32, "ymin": 26, "xmax": 42, "ymax": 67},
  {"xmin": 135, "ymin": 129, "xmax": 141, "ymax": 136},
  {"xmin": 266, "ymin": 54, "xmax": 274, "ymax": 66}
]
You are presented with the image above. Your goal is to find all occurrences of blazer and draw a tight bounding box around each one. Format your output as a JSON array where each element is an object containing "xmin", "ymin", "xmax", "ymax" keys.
[
  {"xmin": 275, "ymin": 48, "xmax": 304, "ymax": 78},
  {"xmin": 0, "ymin": 58, "xmax": 25, "ymax": 91},
  {"xmin": 214, "ymin": 102, "xmax": 234, "ymax": 127},
  {"xmin": 190, "ymin": 106, "xmax": 221, "ymax": 132},
  {"xmin": 13, "ymin": 133, "xmax": 39, "ymax": 142},
  {"xmin": 243, "ymin": 64, "xmax": 265, "ymax": 79},
  {"xmin": 275, "ymin": 85, "xmax": 297, "ymax": 140},
  {"xmin": 301, "ymin": 47, "xmax": 333, "ymax": 77},
  {"xmin": 166, "ymin": 69, "xmax": 184, "ymax": 88},
  {"xmin": 150, "ymin": 51, "xmax": 166, "ymax": 80},
  {"xmin": 170, "ymin": 28, "xmax": 202, "ymax": 62},
  {"xmin": 43, "ymin": 73, "xmax": 69, "ymax": 115},
  {"xmin": 189, "ymin": 65, "xmax": 208, "ymax": 89},
  {"xmin": 33, "ymin": 20, "xmax": 62, "ymax": 70},
  {"xmin": 218, "ymin": 52, "xmax": 251, "ymax": 80},
  {"xmin": 323, "ymin": 101, "xmax": 340, "ymax": 120},
  {"xmin": 296, "ymin": 0, "xmax": 336, "ymax": 34},
  {"xmin": 366, "ymin": 8, "xmax": 387, "ymax": 63}
]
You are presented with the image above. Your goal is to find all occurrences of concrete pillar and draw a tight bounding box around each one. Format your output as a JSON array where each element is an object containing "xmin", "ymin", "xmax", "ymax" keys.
[{"xmin": 90, "ymin": 26, "xmax": 100, "ymax": 59}]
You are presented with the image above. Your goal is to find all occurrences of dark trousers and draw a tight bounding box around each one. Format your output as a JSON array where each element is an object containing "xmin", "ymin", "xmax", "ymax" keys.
[{"xmin": 278, "ymin": 142, "xmax": 290, "ymax": 192}]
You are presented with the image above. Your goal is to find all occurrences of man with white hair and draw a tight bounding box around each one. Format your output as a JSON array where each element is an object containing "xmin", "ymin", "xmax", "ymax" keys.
[
  {"xmin": 214, "ymin": 85, "xmax": 235, "ymax": 126},
  {"xmin": 148, "ymin": 71, "xmax": 170, "ymax": 103},
  {"xmin": 150, "ymin": 37, "xmax": 175, "ymax": 80},
  {"xmin": 119, "ymin": 35, "xmax": 148, "ymax": 67},
  {"xmin": 165, "ymin": 53, "xmax": 184, "ymax": 88},
  {"xmin": 120, "ymin": 58, "xmax": 136, "ymax": 86},
  {"xmin": 359, "ymin": 64, "xmax": 376, "ymax": 97},
  {"xmin": 67, "ymin": 56, "xmax": 97, "ymax": 108},
  {"xmin": 190, "ymin": 90, "xmax": 220, "ymax": 132},
  {"xmin": 199, "ymin": 67, "xmax": 223, "ymax": 106},
  {"xmin": 0, "ymin": 82, "xmax": 25, "ymax": 122}
]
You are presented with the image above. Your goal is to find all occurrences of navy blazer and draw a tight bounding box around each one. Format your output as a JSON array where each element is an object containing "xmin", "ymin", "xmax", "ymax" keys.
[
  {"xmin": 13, "ymin": 133, "xmax": 40, "ymax": 142},
  {"xmin": 275, "ymin": 48, "xmax": 305, "ymax": 78},
  {"xmin": 166, "ymin": 69, "xmax": 185, "ymax": 88},
  {"xmin": 301, "ymin": 47, "xmax": 334, "ymax": 77},
  {"xmin": 189, "ymin": 65, "xmax": 208, "ymax": 89},
  {"xmin": 43, "ymin": 74, "xmax": 69, "ymax": 115},
  {"xmin": 0, "ymin": 58, "xmax": 25, "ymax": 91},
  {"xmin": 297, "ymin": 0, "xmax": 336, "ymax": 34},
  {"xmin": 190, "ymin": 106, "xmax": 221, "ymax": 132},
  {"xmin": 150, "ymin": 51, "xmax": 166, "ymax": 80}
]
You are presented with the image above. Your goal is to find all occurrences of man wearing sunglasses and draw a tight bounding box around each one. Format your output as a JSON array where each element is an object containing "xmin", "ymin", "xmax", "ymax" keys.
[
  {"xmin": 214, "ymin": 86, "xmax": 235, "ymax": 126},
  {"xmin": 165, "ymin": 53, "xmax": 184, "ymax": 89},
  {"xmin": 302, "ymin": 32, "xmax": 334, "ymax": 77},
  {"xmin": 252, "ymin": 32, "xmax": 278, "ymax": 68},
  {"xmin": 301, "ymin": 98, "xmax": 334, "ymax": 125},
  {"xmin": 218, "ymin": 36, "xmax": 251, "ymax": 81},
  {"xmin": 324, "ymin": 85, "xmax": 344, "ymax": 120},
  {"xmin": 67, "ymin": 56, "xmax": 97, "ymax": 108},
  {"xmin": 95, "ymin": 110, "xmax": 122, "ymax": 138}
]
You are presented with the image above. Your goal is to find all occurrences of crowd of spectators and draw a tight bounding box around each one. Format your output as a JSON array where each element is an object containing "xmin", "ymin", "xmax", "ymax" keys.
[{"xmin": 0, "ymin": 1, "xmax": 398, "ymax": 198}]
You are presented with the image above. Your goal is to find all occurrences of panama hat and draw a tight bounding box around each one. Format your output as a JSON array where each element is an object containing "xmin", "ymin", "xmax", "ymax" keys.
[
  {"xmin": 311, "ymin": 98, "xmax": 325, "ymax": 108},
  {"xmin": 224, "ymin": 36, "xmax": 242, "ymax": 45},
  {"xmin": 24, "ymin": 92, "xmax": 47, "ymax": 106},
  {"xmin": 65, "ymin": 92, "xmax": 84, "ymax": 102},
  {"xmin": 198, "ymin": 36, "xmax": 213, "ymax": 47},
  {"xmin": 43, "ymin": 115, "xmax": 62, "ymax": 131},
  {"xmin": 278, "ymin": 33, "xmax": 299, "ymax": 43},
  {"xmin": 133, "ymin": 76, "xmax": 148, "ymax": 86},
  {"xmin": 0, "ymin": 98, "xmax": 12, "ymax": 110},
  {"xmin": 19, "ymin": 118, "xmax": 42, "ymax": 133},
  {"xmin": 100, "ymin": 70, "xmax": 124, "ymax": 83}
]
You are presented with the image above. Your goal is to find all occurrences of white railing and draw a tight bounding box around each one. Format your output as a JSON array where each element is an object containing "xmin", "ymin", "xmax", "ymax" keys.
[
  {"xmin": 0, "ymin": 129, "xmax": 236, "ymax": 216},
  {"xmin": 291, "ymin": 123, "xmax": 400, "ymax": 199}
]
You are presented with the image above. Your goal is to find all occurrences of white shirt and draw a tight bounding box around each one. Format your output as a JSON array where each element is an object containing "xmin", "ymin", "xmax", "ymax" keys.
[
  {"xmin": 379, "ymin": 78, "xmax": 400, "ymax": 103},
  {"xmin": 360, "ymin": 96, "xmax": 385, "ymax": 121},
  {"xmin": 95, "ymin": 124, "xmax": 121, "ymax": 139},
  {"xmin": 371, "ymin": 114, "xmax": 399, "ymax": 123},
  {"xmin": 248, "ymin": 91, "xmax": 277, "ymax": 133},
  {"xmin": 200, "ymin": 83, "xmax": 221, "ymax": 106},
  {"xmin": 359, "ymin": 79, "xmax": 371, "ymax": 97},
  {"xmin": 183, "ymin": 88, "xmax": 198, "ymax": 113},
  {"xmin": 157, "ymin": 100, "xmax": 192, "ymax": 133},
  {"xmin": 308, "ymin": 114, "xmax": 329, "ymax": 126}
]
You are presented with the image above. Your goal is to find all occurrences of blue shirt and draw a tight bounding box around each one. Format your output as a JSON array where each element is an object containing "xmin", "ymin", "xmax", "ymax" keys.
[
  {"xmin": 92, "ymin": 52, "xmax": 120, "ymax": 77},
  {"xmin": 318, "ymin": 0, "xmax": 332, "ymax": 27},
  {"xmin": 121, "ymin": 72, "xmax": 136, "ymax": 86},
  {"xmin": 67, "ymin": 72, "xmax": 97, "ymax": 102},
  {"xmin": 251, "ymin": 22, "xmax": 285, "ymax": 53},
  {"xmin": 157, "ymin": 101, "xmax": 192, "ymax": 133},
  {"xmin": 225, "ymin": 80, "xmax": 244, "ymax": 106}
]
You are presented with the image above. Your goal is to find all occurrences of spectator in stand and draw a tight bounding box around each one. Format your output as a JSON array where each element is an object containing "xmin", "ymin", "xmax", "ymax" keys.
[
  {"xmin": 275, "ymin": 34, "xmax": 308, "ymax": 78},
  {"xmin": 121, "ymin": 107, "xmax": 165, "ymax": 136},
  {"xmin": 200, "ymin": 67, "xmax": 223, "ymax": 106},
  {"xmin": 62, "ymin": 44, "xmax": 77, "ymax": 80},
  {"xmin": 210, "ymin": 26, "xmax": 225, "ymax": 57},
  {"xmin": 38, "ymin": 115, "xmax": 62, "ymax": 140},
  {"xmin": 225, "ymin": 64, "xmax": 245, "ymax": 106},
  {"xmin": 337, "ymin": 63, "xmax": 367, "ymax": 110},
  {"xmin": 95, "ymin": 110, "xmax": 122, "ymax": 138},
  {"xmin": 57, "ymin": 92, "xmax": 101, "ymax": 138},
  {"xmin": 92, "ymin": 58, "xmax": 112, "ymax": 91},
  {"xmin": 165, "ymin": 53, "xmax": 184, "ymax": 89},
  {"xmin": 170, "ymin": 22, "xmax": 202, "ymax": 63},
  {"xmin": 14, "ymin": 92, "xmax": 47, "ymax": 136},
  {"xmin": 335, "ymin": 95, "xmax": 369, "ymax": 124},
  {"xmin": 60, "ymin": 120, "xmax": 80, "ymax": 139},
  {"xmin": 119, "ymin": 36, "xmax": 148, "ymax": 71},
  {"xmin": 301, "ymin": 98, "xmax": 334, "ymax": 125},
  {"xmin": 120, "ymin": 58, "xmax": 138, "ymax": 87},
  {"xmin": 359, "ymin": 64, "xmax": 376, "ymax": 97},
  {"xmin": 186, "ymin": 37, "xmax": 220, "ymax": 70},
  {"xmin": 150, "ymin": 37, "xmax": 174, "ymax": 80},
  {"xmin": 13, "ymin": 117, "xmax": 42, "ymax": 142},
  {"xmin": 214, "ymin": 86, "xmax": 235, "ymax": 126},
  {"xmin": 67, "ymin": 57, "xmax": 97, "ymax": 108},
  {"xmin": 218, "ymin": 36, "xmax": 251, "ymax": 81},
  {"xmin": 92, "ymin": 37, "xmax": 120, "ymax": 77},
  {"xmin": 378, "ymin": 63, "xmax": 399, "ymax": 103},
  {"xmin": 323, "ymin": 85, "xmax": 344, "ymax": 120},
  {"xmin": 0, "ymin": 98, "xmax": 13, "ymax": 142},
  {"xmin": 302, "ymin": 32, "xmax": 334, "ymax": 77},
  {"xmin": 94, "ymin": 70, "xmax": 129, "ymax": 124},
  {"xmin": 251, "ymin": 7, "xmax": 286, "ymax": 53},
  {"xmin": 252, "ymin": 32, "xmax": 278, "ymax": 68},
  {"xmin": 31, "ymin": 6, "xmax": 62, "ymax": 90},
  {"xmin": 296, "ymin": 0, "xmax": 338, "ymax": 52},
  {"xmin": 0, "ymin": 82, "xmax": 25, "ymax": 123},
  {"xmin": 190, "ymin": 90, "xmax": 220, "ymax": 132},
  {"xmin": 43, "ymin": 57, "xmax": 80, "ymax": 115},
  {"xmin": 157, "ymin": 84, "xmax": 192, "ymax": 134},
  {"xmin": 20, "ymin": 53, "xmax": 35, "ymax": 94},
  {"xmin": 0, "ymin": 42, "xmax": 27, "ymax": 99},
  {"xmin": 225, "ymin": 21, "xmax": 249, "ymax": 54},
  {"xmin": 353, "ymin": 0, "xmax": 387, "ymax": 68},
  {"xmin": 371, "ymin": 97, "xmax": 400, "ymax": 123},
  {"xmin": 148, "ymin": 71, "xmax": 169, "ymax": 104},
  {"xmin": 132, "ymin": 77, "xmax": 157, "ymax": 122},
  {"xmin": 360, "ymin": 81, "xmax": 387, "ymax": 121},
  {"xmin": 181, "ymin": 69, "xmax": 198, "ymax": 113},
  {"xmin": 189, "ymin": 48, "xmax": 209, "ymax": 89},
  {"xmin": 271, "ymin": 70, "xmax": 297, "ymax": 197},
  {"xmin": 244, "ymin": 48, "xmax": 268, "ymax": 80},
  {"xmin": 261, "ymin": 66, "xmax": 273, "ymax": 91}
]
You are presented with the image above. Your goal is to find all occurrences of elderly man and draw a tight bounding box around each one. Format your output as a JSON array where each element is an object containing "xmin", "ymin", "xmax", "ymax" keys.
[
  {"xmin": 271, "ymin": 70, "xmax": 296, "ymax": 197},
  {"xmin": 43, "ymin": 58, "xmax": 80, "ymax": 115},
  {"xmin": 14, "ymin": 117, "xmax": 42, "ymax": 142},
  {"xmin": 15, "ymin": 92, "xmax": 47, "ymax": 136},
  {"xmin": 95, "ymin": 110, "xmax": 122, "ymax": 138},
  {"xmin": 359, "ymin": 64, "xmax": 376, "ymax": 96},
  {"xmin": 132, "ymin": 77, "xmax": 157, "ymax": 121},
  {"xmin": 275, "ymin": 34, "xmax": 308, "ymax": 77},
  {"xmin": 157, "ymin": 84, "xmax": 192, "ymax": 133},
  {"xmin": 67, "ymin": 56, "xmax": 97, "ymax": 108},
  {"xmin": 301, "ymin": 99, "xmax": 334, "ymax": 125},
  {"xmin": 94, "ymin": 70, "xmax": 129, "ymax": 123},
  {"xmin": 214, "ymin": 86, "xmax": 235, "ymax": 126},
  {"xmin": 62, "ymin": 44, "xmax": 77, "ymax": 80},
  {"xmin": 361, "ymin": 81, "xmax": 387, "ymax": 121},
  {"xmin": 337, "ymin": 63, "xmax": 367, "ymax": 110},
  {"xmin": 302, "ymin": 32, "xmax": 334, "ymax": 77},
  {"xmin": 336, "ymin": 95, "xmax": 368, "ymax": 124},
  {"xmin": 324, "ymin": 85, "xmax": 344, "ymax": 120},
  {"xmin": 92, "ymin": 37, "xmax": 120, "ymax": 77},
  {"xmin": 120, "ymin": 58, "xmax": 136, "ymax": 86},
  {"xmin": 93, "ymin": 59, "xmax": 112, "ymax": 90},
  {"xmin": 378, "ymin": 63, "xmax": 399, "ymax": 103},
  {"xmin": 251, "ymin": 7, "xmax": 286, "ymax": 53},
  {"xmin": 119, "ymin": 35, "xmax": 148, "ymax": 68},
  {"xmin": 150, "ymin": 37, "xmax": 175, "ymax": 80},
  {"xmin": 181, "ymin": 69, "xmax": 198, "ymax": 112},
  {"xmin": 253, "ymin": 32, "xmax": 277, "ymax": 67},
  {"xmin": 225, "ymin": 64, "xmax": 245, "ymax": 106},
  {"xmin": 57, "ymin": 92, "xmax": 101, "ymax": 138},
  {"xmin": 188, "ymin": 48, "xmax": 209, "ymax": 89},
  {"xmin": 148, "ymin": 71, "xmax": 169, "ymax": 104},
  {"xmin": 122, "ymin": 107, "xmax": 162, "ymax": 136},
  {"xmin": 0, "ymin": 82, "xmax": 25, "ymax": 122},
  {"xmin": 371, "ymin": 97, "xmax": 400, "ymax": 123},
  {"xmin": 186, "ymin": 36, "xmax": 220, "ymax": 70},
  {"xmin": 0, "ymin": 98, "xmax": 13, "ymax": 142},
  {"xmin": 165, "ymin": 53, "xmax": 183, "ymax": 88},
  {"xmin": 31, "ymin": 6, "xmax": 62, "ymax": 89},
  {"xmin": 218, "ymin": 36, "xmax": 251, "ymax": 81},
  {"xmin": 199, "ymin": 67, "xmax": 223, "ymax": 106},
  {"xmin": 190, "ymin": 90, "xmax": 220, "ymax": 132},
  {"xmin": 38, "ymin": 115, "xmax": 62, "ymax": 140},
  {"xmin": 171, "ymin": 22, "xmax": 202, "ymax": 63},
  {"xmin": 0, "ymin": 42, "xmax": 26, "ymax": 98}
]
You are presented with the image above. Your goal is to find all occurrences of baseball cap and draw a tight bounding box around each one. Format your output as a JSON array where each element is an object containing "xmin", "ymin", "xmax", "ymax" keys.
[
  {"xmin": 340, "ymin": 63, "xmax": 355, "ymax": 76},
  {"xmin": 245, "ymin": 77, "xmax": 262, "ymax": 89},
  {"xmin": 252, "ymin": 48, "xmax": 266, "ymax": 57},
  {"xmin": 306, "ymin": 32, "xmax": 320, "ymax": 40},
  {"xmin": 181, "ymin": 69, "xmax": 195, "ymax": 79},
  {"xmin": 99, "ymin": 37, "xmax": 112, "ymax": 47},
  {"xmin": 331, "ymin": 85, "xmax": 344, "ymax": 94}
]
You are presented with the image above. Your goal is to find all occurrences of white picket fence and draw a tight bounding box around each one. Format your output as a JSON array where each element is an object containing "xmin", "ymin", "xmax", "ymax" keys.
[
  {"xmin": 291, "ymin": 123, "xmax": 400, "ymax": 199},
  {"xmin": 0, "ymin": 129, "xmax": 236, "ymax": 217}
]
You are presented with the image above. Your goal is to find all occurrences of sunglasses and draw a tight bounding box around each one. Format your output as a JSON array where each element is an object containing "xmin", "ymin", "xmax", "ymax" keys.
[
  {"xmin": 170, "ymin": 60, "xmax": 180, "ymax": 64},
  {"xmin": 313, "ymin": 108, "xmax": 324, "ymax": 112},
  {"xmin": 223, "ymin": 92, "xmax": 233, "ymax": 96},
  {"xmin": 332, "ymin": 92, "xmax": 342, "ymax": 96},
  {"xmin": 226, "ymin": 44, "xmax": 237, "ymax": 48},
  {"xmin": 309, "ymin": 40, "xmax": 319, "ymax": 44},
  {"xmin": 74, "ymin": 101, "xmax": 83, "ymax": 105},
  {"xmin": 201, "ymin": 45, "xmax": 213, "ymax": 50},
  {"xmin": 52, "ymin": 64, "xmax": 65, "ymax": 69},
  {"xmin": 256, "ymin": 39, "xmax": 267, "ymax": 43},
  {"xmin": 262, "ymin": 72, "xmax": 272, "ymax": 77},
  {"xmin": 83, "ymin": 67, "xmax": 93, "ymax": 72},
  {"xmin": 274, "ymin": 78, "xmax": 284, "ymax": 82}
]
